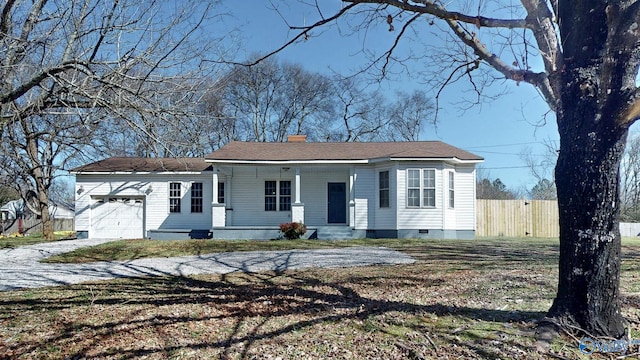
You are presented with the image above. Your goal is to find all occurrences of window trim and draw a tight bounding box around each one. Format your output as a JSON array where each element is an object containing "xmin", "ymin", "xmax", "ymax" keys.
[
  {"xmin": 169, "ymin": 182, "xmax": 181, "ymax": 213},
  {"xmin": 448, "ymin": 171, "xmax": 455, "ymax": 209},
  {"xmin": 191, "ymin": 182, "xmax": 203, "ymax": 213},
  {"xmin": 423, "ymin": 169, "xmax": 436, "ymax": 208},
  {"xmin": 406, "ymin": 168, "xmax": 437, "ymax": 208},
  {"xmin": 379, "ymin": 170, "xmax": 390, "ymax": 208}
]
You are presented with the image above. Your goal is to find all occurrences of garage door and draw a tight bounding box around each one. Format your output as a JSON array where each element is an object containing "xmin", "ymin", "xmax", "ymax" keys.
[{"xmin": 91, "ymin": 196, "xmax": 144, "ymax": 238}]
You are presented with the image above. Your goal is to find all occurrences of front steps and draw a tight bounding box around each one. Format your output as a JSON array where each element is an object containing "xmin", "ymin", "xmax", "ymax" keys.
[{"xmin": 315, "ymin": 226, "xmax": 353, "ymax": 240}]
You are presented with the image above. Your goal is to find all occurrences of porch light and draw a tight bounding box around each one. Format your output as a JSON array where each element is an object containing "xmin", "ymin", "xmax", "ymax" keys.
[
  {"xmin": 77, "ymin": 185, "xmax": 84, "ymax": 194},
  {"xmin": 145, "ymin": 185, "xmax": 153, "ymax": 194}
]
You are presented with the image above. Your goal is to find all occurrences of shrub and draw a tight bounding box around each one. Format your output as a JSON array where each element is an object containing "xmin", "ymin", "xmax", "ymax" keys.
[{"xmin": 279, "ymin": 222, "xmax": 307, "ymax": 240}]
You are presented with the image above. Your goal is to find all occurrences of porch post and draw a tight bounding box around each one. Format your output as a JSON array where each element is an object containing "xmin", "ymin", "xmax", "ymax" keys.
[
  {"xmin": 212, "ymin": 166, "xmax": 226, "ymax": 228},
  {"xmin": 295, "ymin": 167, "xmax": 301, "ymax": 204},
  {"xmin": 291, "ymin": 166, "xmax": 305, "ymax": 223},
  {"xmin": 212, "ymin": 168, "xmax": 218, "ymax": 204},
  {"xmin": 226, "ymin": 173, "xmax": 232, "ymax": 225},
  {"xmin": 349, "ymin": 166, "xmax": 355, "ymax": 228}
]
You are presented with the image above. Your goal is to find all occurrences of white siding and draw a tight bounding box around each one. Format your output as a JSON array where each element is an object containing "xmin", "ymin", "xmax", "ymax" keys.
[
  {"xmin": 158, "ymin": 177, "xmax": 213, "ymax": 229},
  {"xmin": 75, "ymin": 173, "xmax": 212, "ymax": 237},
  {"xmin": 372, "ymin": 165, "xmax": 396, "ymax": 229},
  {"xmin": 76, "ymin": 160, "xmax": 479, "ymax": 236},
  {"xmin": 299, "ymin": 173, "xmax": 326, "ymax": 225},
  {"xmin": 300, "ymin": 167, "xmax": 350, "ymax": 225},
  {"xmin": 228, "ymin": 166, "xmax": 350, "ymax": 226},
  {"xmin": 229, "ymin": 167, "xmax": 294, "ymax": 226},
  {"xmin": 454, "ymin": 165, "xmax": 477, "ymax": 230},
  {"xmin": 396, "ymin": 163, "xmax": 445, "ymax": 229},
  {"xmin": 353, "ymin": 166, "xmax": 374, "ymax": 230},
  {"xmin": 443, "ymin": 165, "xmax": 456, "ymax": 229}
]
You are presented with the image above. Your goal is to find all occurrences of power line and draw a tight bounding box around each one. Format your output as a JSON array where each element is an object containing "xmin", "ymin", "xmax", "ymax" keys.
[
  {"xmin": 480, "ymin": 165, "xmax": 546, "ymax": 169},
  {"xmin": 466, "ymin": 141, "xmax": 556, "ymax": 149},
  {"xmin": 473, "ymin": 150, "xmax": 550, "ymax": 157}
]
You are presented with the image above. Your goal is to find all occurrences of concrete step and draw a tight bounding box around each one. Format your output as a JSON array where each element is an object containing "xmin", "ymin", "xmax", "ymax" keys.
[{"xmin": 315, "ymin": 226, "xmax": 353, "ymax": 240}]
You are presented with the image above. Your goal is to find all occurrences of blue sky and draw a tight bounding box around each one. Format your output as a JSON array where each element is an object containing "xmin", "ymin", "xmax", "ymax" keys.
[{"xmin": 218, "ymin": 1, "xmax": 566, "ymax": 192}]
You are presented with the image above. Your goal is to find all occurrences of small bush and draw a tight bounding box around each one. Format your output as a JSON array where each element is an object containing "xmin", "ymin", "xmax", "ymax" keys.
[{"xmin": 279, "ymin": 222, "xmax": 307, "ymax": 240}]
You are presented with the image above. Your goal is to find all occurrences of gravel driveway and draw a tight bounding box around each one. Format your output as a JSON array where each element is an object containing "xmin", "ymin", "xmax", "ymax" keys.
[{"xmin": 0, "ymin": 238, "xmax": 415, "ymax": 291}]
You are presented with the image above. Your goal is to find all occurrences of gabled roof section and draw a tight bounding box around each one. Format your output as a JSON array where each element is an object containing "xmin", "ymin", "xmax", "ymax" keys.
[
  {"xmin": 71, "ymin": 157, "xmax": 212, "ymax": 173},
  {"xmin": 205, "ymin": 141, "xmax": 483, "ymax": 164}
]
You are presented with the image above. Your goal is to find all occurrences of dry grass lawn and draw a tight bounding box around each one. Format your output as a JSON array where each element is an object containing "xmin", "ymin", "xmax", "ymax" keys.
[{"xmin": 1, "ymin": 238, "xmax": 640, "ymax": 359}]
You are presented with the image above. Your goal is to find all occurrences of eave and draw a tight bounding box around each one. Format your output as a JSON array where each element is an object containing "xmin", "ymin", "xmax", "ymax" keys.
[
  {"xmin": 71, "ymin": 171, "xmax": 211, "ymax": 175},
  {"xmin": 206, "ymin": 157, "xmax": 484, "ymax": 165}
]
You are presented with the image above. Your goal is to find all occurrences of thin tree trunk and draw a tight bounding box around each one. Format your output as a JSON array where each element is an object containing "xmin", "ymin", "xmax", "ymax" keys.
[
  {"xmin": 21, "ymin": 117, "xmax": 54, "ymax": 240},
  {"xmin": 36, "ymin": 180, "xmax": 53, "ymax": 240}
]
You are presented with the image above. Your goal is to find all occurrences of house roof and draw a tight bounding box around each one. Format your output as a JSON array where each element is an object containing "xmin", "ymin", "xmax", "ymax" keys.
[
  {"xmin": 1, "ymin": 199, "xmax": 74, "ymax": 219},
  {"xmin": 205, "ymin": 141, "xmax": 483, "ymax": 164},
  {"xmin": 71, "ymin": 157, "xmax": 213, "ymax": 173}
]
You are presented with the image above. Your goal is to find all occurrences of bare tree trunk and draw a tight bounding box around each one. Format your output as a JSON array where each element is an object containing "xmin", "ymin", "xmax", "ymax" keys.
[
  {"xmin": 36, "ymin": 180, "xmax": 53, "ymax": 240},
  {"xmin": 548, "ymin": 88, "xmax": 628, "ymax": 338},
  {"xmin": 21, "ymin": 118, "xmax": 54, "ymax": 240}
]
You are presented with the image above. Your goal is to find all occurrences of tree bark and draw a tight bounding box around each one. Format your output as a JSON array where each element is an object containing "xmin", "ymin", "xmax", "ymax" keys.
[
  {"xmin": 543, "ymin": 0, "xmax": 640, "ymax": 337},
  {"xmin": 21, "ymin": 117, "xmax": 55, "ymax": 240},
  {"xmin": 36, "ymin": 181, "xmax": 54, "ymax": 240},
  {"xmin": 548, "ymin": 82, "xmax": 629, "ymax": 338}
]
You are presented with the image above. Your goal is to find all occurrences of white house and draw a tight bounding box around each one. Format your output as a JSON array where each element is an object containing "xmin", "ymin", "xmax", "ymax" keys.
[
  {"xmin": 73, "ymin": 138, "xmax": 483, "ymax": 240},
  {"xmin": 1, "ymin": 199, "xmax": 74, "ymax": 220}
]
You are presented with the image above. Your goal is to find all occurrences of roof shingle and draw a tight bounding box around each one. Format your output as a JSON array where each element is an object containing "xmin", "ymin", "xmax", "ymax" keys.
[
  {"xmin": 73, "ymin": 142, "xmax": 482, "ymax": 172},
  {"xmin": 205, "ymin": 141, "xmax": 483, "ymax": 162},
  {"xmin": 72, "ymin": 157, "xmax": 212, "ymax": 173}
]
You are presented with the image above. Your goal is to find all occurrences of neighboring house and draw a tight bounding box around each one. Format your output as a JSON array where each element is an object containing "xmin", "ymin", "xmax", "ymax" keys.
[
  {"xmin": 0, "ymin": 199, "xmax": 74, "ymax": 220},
  {"xmin": 1, "ymin": 198, "xmax": 75, "ymax": 235},
  {"xmin": 73, "ymin": 138, "xmax": 483, "ymax": 240}
]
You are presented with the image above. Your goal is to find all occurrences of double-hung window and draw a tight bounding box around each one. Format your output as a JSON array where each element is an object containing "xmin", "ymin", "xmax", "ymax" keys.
[
  {"xmin": 265, "ymin": 181, "xmax": 277, "ymax": 211},
  {"xmin": 218, "ymin": 182, "xmax": 225, "ymax": 204},
  {"xmin": 265, "ymin": 180, "xmax": 292, "ymax": 211},
  {"xmin": 379, "ymin": 171, "xmax": 390, "ymax": 208},
  {"xmin": 169, "ymin": 182, "xmax": 181, "ymax": 213},
  {"xmin": 279, "ymin": 181, "xmax": 291, "ymax": 211},
  {"xmin": 191, "ymin": 182, "xmax": 203, "ymax": 213},
  {"xmin": 407, "ymin": 169, "xmax": 421, "ymax": 207},
  {"xmin": 423, "ymin": 169, "xmax": 436, "ymax": 207},
  {"xmin": 407, "ymin": 169, "xmax": 436, "ymax": 208}
]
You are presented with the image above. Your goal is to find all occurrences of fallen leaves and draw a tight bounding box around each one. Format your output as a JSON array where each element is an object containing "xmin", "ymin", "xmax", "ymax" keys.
[{"xmin": 1, "ymin": 239, "xmax": 640, "ymax": 359}]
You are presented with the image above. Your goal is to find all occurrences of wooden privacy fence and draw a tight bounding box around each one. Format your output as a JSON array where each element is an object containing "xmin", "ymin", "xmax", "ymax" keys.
[
  {"xmin": 476, "ymin": 199, "xmax": 559, "ymax": 238},
  {"xmin": 1, "ymin": 218, "xmax": 74, "ymax": 235}
]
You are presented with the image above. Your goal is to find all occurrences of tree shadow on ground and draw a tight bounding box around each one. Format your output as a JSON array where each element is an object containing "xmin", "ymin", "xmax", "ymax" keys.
[{"xmin": 0, "ymin": 264, "xmax": 549, "ymax": 359}]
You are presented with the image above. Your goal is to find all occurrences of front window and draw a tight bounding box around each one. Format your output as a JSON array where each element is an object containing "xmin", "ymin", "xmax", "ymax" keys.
[
  {"xmin": 265, "ymin": 180, "xmax": 291, "ymax": 211},
  {"xmin": 379, "ymin": 170, "xmax": 390, "ymax": 208},
  {"xmin": 169, "ymin": 182, "xmax": 181, "ymax": 213},
  {"xmin": 407, "ymin": 169, "xmax": 421, "ymax": 207},
  {"xmin": 191, "ymin": 182, "xmax": 203, "ymax": 213},
  {"xmin": 423, "ymin": 169, "xmax": 436, "ymax": 207},
  {"xmin": 218, "ymin": 182, "xmax": 225, "ymax": 204},
  {"xmin": 407, "ymin": 169, "xmax": 436, "ymax": 208},
  {"xmin": 265, "ymin": 181, "xmax": 277, "ymax": 211},
  {"xmin": 279, "ymin": 181, "xmax": 291, "ymax": 211}
]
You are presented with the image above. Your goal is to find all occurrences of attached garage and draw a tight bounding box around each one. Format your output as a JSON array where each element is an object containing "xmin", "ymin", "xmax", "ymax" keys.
[{"xmin": 91, "ymin": 196, "xmax": 144, "ymax": 238}]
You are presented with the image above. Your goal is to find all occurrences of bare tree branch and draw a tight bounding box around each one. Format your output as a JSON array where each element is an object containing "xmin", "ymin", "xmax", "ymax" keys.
[
  {"xmin": 347, "ymin": 0, "xmax": 529, "ymax": 29},
  {"xmin": 241, "ymin": 2, "xmax": 359, "ymax": 67}
]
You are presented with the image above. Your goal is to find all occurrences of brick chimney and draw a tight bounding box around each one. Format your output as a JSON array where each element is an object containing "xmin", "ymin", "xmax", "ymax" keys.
[{"xmin": 287, "ymin": 135, "xmax": 307, "ymax": 142}]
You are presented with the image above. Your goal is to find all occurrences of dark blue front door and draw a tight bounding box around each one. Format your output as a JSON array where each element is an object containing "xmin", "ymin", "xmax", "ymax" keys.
[{"xmin": 328, "ymin": 182, "xmax": 346, "ymax": 224}]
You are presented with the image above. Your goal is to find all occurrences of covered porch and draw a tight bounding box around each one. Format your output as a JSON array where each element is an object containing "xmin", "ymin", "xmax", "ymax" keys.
[{"xmin": 209, "ymin": 164, "xmax": 360, "ymax": 240}]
